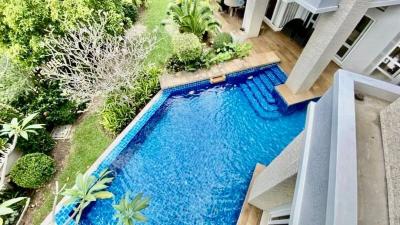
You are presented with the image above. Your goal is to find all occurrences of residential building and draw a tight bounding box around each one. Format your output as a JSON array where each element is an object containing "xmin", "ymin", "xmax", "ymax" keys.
[{"xmin": 241, "ymin": 0, "xmax": 400, "ymax": 89}]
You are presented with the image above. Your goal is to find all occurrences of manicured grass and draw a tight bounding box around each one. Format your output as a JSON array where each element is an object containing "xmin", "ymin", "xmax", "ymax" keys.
[
  {"xmin": 32, "ymin": 113, "xmax": 112, "ymax": 225},
  {"xmin": 142, "ymin": 0, "xmax": 173, "ymax": 66}
]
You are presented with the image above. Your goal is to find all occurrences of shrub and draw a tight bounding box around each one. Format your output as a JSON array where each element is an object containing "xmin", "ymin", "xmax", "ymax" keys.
[
  {"xmin": 17, "ymin": 129, "xmax": 55, "ymax": 154},
  {"xmin": 172, "ymin": 33, "xmax": 202, "ymax": 62},
  {"xmin": 0, "ymin": 57, "xmax": 34, "ymax": 104},
  {"xmin": 101, "ymin": 66, "xmax": 162, "ymax": 133},
  {"xmin": 0, "ymin": 0, "xmax": 138, "ymax": 66},
  {"xmin": 213, "ymin": 32, "xmax": 233, "ymax": 50},
  {"xmin": 166, "ymin": 52, "xmax": 208, "ymax": 72},
  {"xmin": 10, "ymin": 153, "xmax": 56, "ymax": 189},
  {"xmin": 123, "ymin": 3, "xmax": 139, "ymax": 24},
  {"xmin": 11, "ymin": 79, "xmax": 83, "ymax": 128},
  {"xmin": 0, "ymin": 103, "xmax": 21, "ymax": 124}
]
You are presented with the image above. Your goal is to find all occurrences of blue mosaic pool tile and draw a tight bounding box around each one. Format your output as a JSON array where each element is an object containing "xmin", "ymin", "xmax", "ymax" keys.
[
  {"xmin": 54, "ymin": 63, "xmax": 291, "ymax": 224},
  {"xmin": 54, "ymin": 92, "xmax": 171, "ymax": 224}
]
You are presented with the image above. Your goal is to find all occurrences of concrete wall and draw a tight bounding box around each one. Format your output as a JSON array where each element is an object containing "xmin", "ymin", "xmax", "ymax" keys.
[{"xmin": 339, "ymin": 5, "xmax": 400, "ymax": 75}]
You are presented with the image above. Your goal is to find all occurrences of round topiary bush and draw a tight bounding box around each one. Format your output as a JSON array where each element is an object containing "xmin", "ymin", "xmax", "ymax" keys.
[
  {"xmin": 17, "ymin": 129, "xmax": 55, "ymax": 154},
  {"xmin": 10, "ymin": 153, "xmax": 56, "ymax": 189},
  {"xmin": 213, "ymin": 32, "xmax": 233, "ymax": 50},
  {"xmin": 122, "ymin": 2, "xmax": 139, "ymax": 24},
  {"xmin": 172, "ymin": 33, "xmax": 202, "ymax": 62}
]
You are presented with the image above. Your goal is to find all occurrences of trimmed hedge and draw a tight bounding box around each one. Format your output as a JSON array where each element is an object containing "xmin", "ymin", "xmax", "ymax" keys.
[
  {"xmin": 10, "ymin": 153, "xmax": 56, "ymax": 189},
  {"xmin": 213, "ymin": 32, "xmax": 233, "ymax": 50},
  {"xmin": 172, "ymin": 33, "xmax": 202, "ymax": 62}
]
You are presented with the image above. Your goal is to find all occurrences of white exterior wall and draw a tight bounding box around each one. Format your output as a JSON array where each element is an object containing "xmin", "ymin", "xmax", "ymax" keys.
[{"xmin": 339, "ymin": 5, "xmax": 400, "ymax": 75}]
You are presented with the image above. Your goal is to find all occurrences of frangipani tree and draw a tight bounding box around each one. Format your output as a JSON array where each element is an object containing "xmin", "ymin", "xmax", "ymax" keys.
[
  {"xmin": 0, "ymin": 113, "xmax": 44, "ymax": 188},
  {"xmin": 42, "ymin": 13, "xmax": 158, "ymax": 103},
  {"xmin": 114, "ymin": 193, "xmax": 150, "ymax": 225},
  {"xmin": 62, "ymin": 170, "xmax": 114, "ymax": 225},
  {"xmin": 0, "ymin": 196, "xmax": 26, "ymax": 225}
]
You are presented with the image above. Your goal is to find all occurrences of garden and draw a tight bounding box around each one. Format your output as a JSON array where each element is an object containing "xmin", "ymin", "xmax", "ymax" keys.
[{"xmin": 0, "ymin": 0, "xmax": 252, "ymax": 224}]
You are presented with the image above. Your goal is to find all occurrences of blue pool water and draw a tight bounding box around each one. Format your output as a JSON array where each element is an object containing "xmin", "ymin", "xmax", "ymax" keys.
[{"xmin": 75, "ymin": 66, "xmax": 307, "ymax": 224}]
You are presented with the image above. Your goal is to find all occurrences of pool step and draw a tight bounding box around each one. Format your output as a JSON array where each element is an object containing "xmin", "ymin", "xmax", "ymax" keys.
[
  {"xmin": 240, "ymin": 65, "xmax": 288, "ymax": 120},
  {"xmin": 270, "ymin": 66, "xmax": 287, "ymax": 83},
  {"xmin": 263, "ymin": 70, "xmax": 282, "ymax": 86},
  {"xmin": 240, "ymin": 84, "xmax": 280, "ymax": 119},
  {"xmin": 246, "ymin": 81, "xmax": 277, "ymax": 111},
  {"xmin": 252, "ymin": 77, "xmax": 276, "ymax": 104}
]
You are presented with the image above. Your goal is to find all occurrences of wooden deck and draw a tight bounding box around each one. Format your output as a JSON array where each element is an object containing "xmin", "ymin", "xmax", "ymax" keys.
[
  {"xmin": 236, "ymin": 163, "xmax": 265, "ymax": 225},
  {"xmin": 215, "ymin": 11, "xmax": 340, "ymax": 104}
]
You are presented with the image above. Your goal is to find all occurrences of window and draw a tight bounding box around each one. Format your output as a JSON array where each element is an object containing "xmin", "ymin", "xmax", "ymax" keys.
[
  {"xmin": 335, "ymin": 16, "xmax": 373, "ymax": 61},
  {"xmin": 268, "ymin": 204, "xmax": 291, "ymax": 225},
  {"xmin": 377, "ymin": 44, "xmax": 400, "ymax": 79}
]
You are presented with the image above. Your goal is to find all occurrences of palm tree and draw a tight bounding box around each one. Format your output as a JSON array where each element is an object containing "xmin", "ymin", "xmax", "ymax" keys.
[
  {"xmin": 62, "ymin": 170, "xmax": 114, "ymax": 225},
  {"xmin": 168, "ymin": 0, "xmax": 220, "ymax": 39},
  {"xmin": 0, "ymin": 113, "xmax": 44, "ymax": 188},
  {"xmin": 0, "ymin": 196, "xmax": 26, "ymax": 225},
  {"xmin": 113, "ymin": 193, "xmax": 150, "ymax": 225}
]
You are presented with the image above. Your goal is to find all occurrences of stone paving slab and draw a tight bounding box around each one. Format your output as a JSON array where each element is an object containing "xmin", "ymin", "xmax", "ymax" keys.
[
  {"xmin": 160, "ymin": 52, "xmax": 280, "ymax": 89},
  {"xmin": 380, "ymin": 97, "xmax": 400, "ymax": 225}
]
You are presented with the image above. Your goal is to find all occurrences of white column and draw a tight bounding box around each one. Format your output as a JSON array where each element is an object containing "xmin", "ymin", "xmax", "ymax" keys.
[
  {"xmin": 285, "ymin": 0, "xmax": 370, "ymax": 94},
  {"xmin": 242, "ymin": 0, "xmax": 269, "ymax": 37}
]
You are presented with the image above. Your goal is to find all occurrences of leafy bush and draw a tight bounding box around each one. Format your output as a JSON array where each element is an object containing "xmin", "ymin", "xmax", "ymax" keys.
[
  {"xmin": 123, "ymin": 2, "xmax": 139, "ymax": 24},
  {"xmin": 0, "ymin": 57, "xmax": 34, "ymax": 104},
  {"xmin": 167, "ymin": 0, "xmax": 220, "ymax": 39},
  {"xmin": 167, "ymin": 42, "xmax": 252, "ymax": 72},
  {"xmin": 17, "ymin": 129, "xmax": 55, "ymax": 154},
  {"xmin": 0, "ymin": 103, "xmax": 21, "ymax": 124},
  {"xmin": 166, "ymin": 52, "xmax": 208, "ymax": 72},
  {"xmin": 0, "ymin": 0, "xmax": 138, "ymax": 66},
  {"xmin": 101, "ymin": 66, "xmax": 162, "ymax": 133},
  {"xmin": 213, "ymin": 32, "xmax": 233, "ymax": 50},
  {"xmin": 11, "ymin": 78, "xmax": 83, "ymax": 128},
  {"xmin": 10, "ymin": 153, "xmax": 56, "ymax": 189},
  {"xmin": 172, "ymin": 33, "xmax": 202, "ymax": 62}
]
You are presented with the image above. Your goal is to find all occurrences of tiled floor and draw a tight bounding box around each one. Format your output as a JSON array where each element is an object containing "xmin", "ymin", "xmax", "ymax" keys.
[{"xmin": 215, "ymin": 11, "xmax": 340, "ymax": 104}]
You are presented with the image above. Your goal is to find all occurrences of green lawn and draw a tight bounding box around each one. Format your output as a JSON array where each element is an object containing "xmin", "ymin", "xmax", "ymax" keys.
[
  {"xmin": 143, "ymin": 0, "xmax": 173, "ymax": 66},
  {"xmin": 31, "ymin": 1, "xmax": 172, "ymax": 223},
  {"xmin": 32, "ymin": 114, "xmax": 112, "ymax": 225}
]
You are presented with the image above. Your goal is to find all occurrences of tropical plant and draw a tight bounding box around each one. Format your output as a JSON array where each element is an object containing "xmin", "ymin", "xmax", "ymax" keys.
[
  {"xmin": 172, "ymin": 33, "xmax": 202, "ymax": 62},
  {"xmin": 0, "ymin": 196, "xmax": 26, "ymax": 225},
  {"xmin": 62, "ymin": 170, "xmax": 114, "ymax": 224},
  {"xmin": 101, "ymin": 66, "xmax": 162, "ymax": 133},
  {"xmin": 114, "ymin": 193, "xmax": 150, "ymax": 225},
  {"xmin": 10, "ymin": 153, "xmax": 56, "ymax": 189},
  {"xmin": 167, "ymin": 0, "xmax": 220, "ymax": 39},
  {"xmin": 0, "ymin": 114, "xmax": 44, "ymax": 188}
]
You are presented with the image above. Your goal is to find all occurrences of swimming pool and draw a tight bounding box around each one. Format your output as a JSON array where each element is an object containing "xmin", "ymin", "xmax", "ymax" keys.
[{"xmin": 56, "ymin": 64, "xmax": 307, "ymax": 225}]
